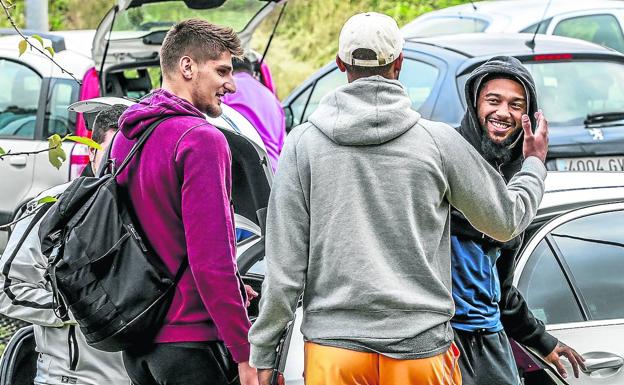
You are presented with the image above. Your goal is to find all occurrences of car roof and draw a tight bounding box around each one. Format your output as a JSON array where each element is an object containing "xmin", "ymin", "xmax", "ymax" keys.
[
  {"xmin": 425, "ymin": 0, "xmax": 624, "ymax": 28},
  {"xmin": 407, "ymin": 32, "xmax": 618, "ymax": 59},
  {"xmin": 536, "ymin": 172, "xmax": 624, "ymax": 220}
]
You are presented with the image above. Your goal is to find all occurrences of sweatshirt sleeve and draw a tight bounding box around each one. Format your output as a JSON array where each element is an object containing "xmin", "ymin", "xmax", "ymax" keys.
[
  {"xmin": 0, "ymin": 211, "xmax": 64, "ymax": 327},
  {"xmin": 427, "ymin": 123, "xmax": 547, "ymax": 242},
  {"xmin": 248, "ymin": 129, "xmax": 309, "ymax": 369},
  {"xmin": 175, "ymin": 126, "xmax": 251, "ymax": 363}
]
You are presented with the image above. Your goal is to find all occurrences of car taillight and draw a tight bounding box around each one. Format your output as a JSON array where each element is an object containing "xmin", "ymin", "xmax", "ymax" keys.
[
  {"xmin": 533, "ymin": 53, "xmax": 573, "ymax": 61},
  {"xmin": 69, "ymin": 143, "xmax": 90, "ymax": 180}
]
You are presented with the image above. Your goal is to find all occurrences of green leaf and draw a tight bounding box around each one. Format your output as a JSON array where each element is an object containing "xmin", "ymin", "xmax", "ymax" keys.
[
  {"xmin": 31, "ymin": 34, "xmax": 44, "ymax": 47},
  {"xmin": 48, "ymin": 134, "xmax": 66, "ymax": 169},
  {"xmin": 5, "ymin": 0, "xmax": 12, "ymax": 5},
  {"xmin": 66, "ymin": 135, "xmax": 102, "ymax": 150},
  {"xmin": 48, "ymin": 146, "xmax": 66, "ymax": 169},
  {"xmin": 37, "ymin": 196, "xmax": 58, "ymax": 204},
  {"xmin": 18, "ymin": 39, "xmax": 27, "ymax": 56},
  {"xmin": 45, "ymin": 46, "xmax": 55, "ymax": 57},
  {"xmin": 0, "ymin": 147, "xmax": 5, "ymax": 156}
]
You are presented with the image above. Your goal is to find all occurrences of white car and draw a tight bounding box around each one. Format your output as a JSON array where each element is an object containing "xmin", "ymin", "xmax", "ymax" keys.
[
  {"xmin": 239, "ymin": 171, "xmax": 624, "ymax": 385},
  {"xmin": 402, "ymin": 0, "xmax": 624, "ymax": 53}
]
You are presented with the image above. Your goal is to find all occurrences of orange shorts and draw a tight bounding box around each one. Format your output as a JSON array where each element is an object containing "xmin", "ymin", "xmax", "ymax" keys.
[{"xmin": 304, "ymin": 341, "xmax": 462, "ymax": 385}]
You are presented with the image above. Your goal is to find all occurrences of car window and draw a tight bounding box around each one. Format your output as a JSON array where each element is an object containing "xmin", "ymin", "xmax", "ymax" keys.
[
  {"xmin": 45, "ymin": 79, "xmax": 79, "ymax": 137},
  {"xmin": 553, "ymin": 14, "xmax": 624, "ymax": 53},
  {"xmin": 524, "ymin": 61, "xmax": 624, "ymax": 126},
  {"xmin": 551, "ymin": 210, "xmax": 624, "ymax": 321},
  {"xmin": 518, "ymin": 240, "xmax": 584, "ymax": 325},
  {"xmin": 520, "ymin": 18, "xmax": 552, "ymax": 34},
  {"xmin": 300, "ymin": 59, "xmax": 440, "ymax": 124},
  {"xmin": 286, "ymin": 85, "xmax": 312, "ymax": 131},
  {"xmin": 402, "ymin": 17, "xmax": 488, "ymax": 38},
  {"xmin": 0, "ymin": 59, "xmax": 42, "ymax": 139},
  {"xmin": 301, "ymin": 68, "xmax": 346, "ymax": 124}
]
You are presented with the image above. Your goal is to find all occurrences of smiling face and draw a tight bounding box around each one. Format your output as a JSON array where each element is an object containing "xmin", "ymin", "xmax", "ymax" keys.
[
  {"xmin": 191, "ymin": 51, "xmax": 236, "ymax": 117},
  {"xmin": 477, "ymin": 77, "xmax": 527, "ymax": 144}
]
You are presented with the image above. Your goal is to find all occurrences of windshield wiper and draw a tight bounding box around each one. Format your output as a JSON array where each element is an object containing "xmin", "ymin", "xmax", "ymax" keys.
[{"xmin": 584, "ymin": 112, "xmax": 624, "ymax": 127}]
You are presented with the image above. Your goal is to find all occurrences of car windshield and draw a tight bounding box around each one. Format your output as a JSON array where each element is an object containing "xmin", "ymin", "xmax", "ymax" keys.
[
  {"xmin": 524, "ymin": 60, "xmax": 624, "ymax": 126},
  {"xmin": 112, "ymin": 0, "xmax": 268, "ymax": 33},
  {"xmin": 402, "ymin": 17, "xmax": 488, "ymax": 38}
]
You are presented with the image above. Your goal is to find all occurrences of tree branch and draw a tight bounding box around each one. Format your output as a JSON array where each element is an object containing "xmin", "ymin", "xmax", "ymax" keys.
[
  {"xmin": 0, "ymin": 210, "xmax": 35, "ymax": 230},
  {"xmin": 0, "ymin": 144, "xmax": 60, "ymax": 160},
  {"xmin": 0, "ymin": 0, "xmax": 82, "ymax": 85}
]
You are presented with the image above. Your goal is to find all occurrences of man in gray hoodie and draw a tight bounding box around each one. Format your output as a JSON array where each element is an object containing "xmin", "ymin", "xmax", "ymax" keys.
[{"xmin": 249, "ymin": 12, "xmax": 549, "ymax": 385}]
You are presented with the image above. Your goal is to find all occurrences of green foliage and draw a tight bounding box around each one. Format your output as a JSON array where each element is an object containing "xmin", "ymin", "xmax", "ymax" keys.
[
  {"xmin": 37, "ymin": 196, "xmax": 58, "ymax": 204},
  {"xmin": 30, "ymin": 33, "xmax": 43, "ymax": 46},
  {"xmin": 66, "ymin": 135, "xmax": 102, "ymax": 150},
  {"xmin": 1, "ymin": 0, "xmax": 474, "ymax": 98},
  {"xmin": 0, "ymin": 147, "xmax": 5, "ymax": 156},
  {"xmin": 17, "ymin": 38, "xmax": 26, "ymax": 56},
  {"xmin": 47, "ymin": 134, "xmax": 66, "ymax": 170},
  {"xmin": 252, "ymin": 0, "xmax": 474, "ymax": 97}
]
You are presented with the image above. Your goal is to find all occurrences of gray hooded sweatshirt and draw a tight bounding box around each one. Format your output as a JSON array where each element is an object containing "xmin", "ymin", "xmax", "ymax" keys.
[{"xmin": 249, "ymin": 76, "xmax": 547, "ymax": 368}]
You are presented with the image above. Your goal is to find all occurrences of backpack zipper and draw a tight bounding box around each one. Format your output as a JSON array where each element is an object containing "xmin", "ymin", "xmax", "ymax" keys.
[{"xmin": 127, "ymin": 224, "xmax": 148, "ymax": 253}]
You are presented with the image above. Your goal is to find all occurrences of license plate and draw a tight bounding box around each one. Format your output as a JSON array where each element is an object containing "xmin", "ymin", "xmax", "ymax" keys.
[{"xmin": 556, "ymin": 157, "xmax": 624, "ymax": 171}]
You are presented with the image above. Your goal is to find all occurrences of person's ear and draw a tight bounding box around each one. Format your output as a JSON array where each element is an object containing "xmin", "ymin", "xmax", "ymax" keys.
[
  {"xmin": 336, "ymin": 55, "xmax": 347, "ymax": 73},
  {"xmin": 179, "ymin": 56, "xmax": 194, "ymax": 80},
  {"xmin": 392, "ymin": 53, "xmax": 404, "ymax": 79}
]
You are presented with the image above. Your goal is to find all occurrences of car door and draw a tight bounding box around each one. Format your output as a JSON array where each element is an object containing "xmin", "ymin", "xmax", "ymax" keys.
[
  {"xmin": 283, "ymin": 55, "xmax": 444, "ymax": 132},
  {"xmin": 547, "ymin": 10, "xmax": 624, "ymax": 53},
  {"xmin": 515, "ymin": 202, "xmax": 624, "ymax": 385},
  {"xmin": 0, "ymin": 58, "xmax": 44, "ymax": 226}
]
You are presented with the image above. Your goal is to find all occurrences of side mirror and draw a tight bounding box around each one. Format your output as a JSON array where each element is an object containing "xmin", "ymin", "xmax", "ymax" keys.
[{"xmin": 283, "ymin": 104, "xmax": 294, "ymax": 133}]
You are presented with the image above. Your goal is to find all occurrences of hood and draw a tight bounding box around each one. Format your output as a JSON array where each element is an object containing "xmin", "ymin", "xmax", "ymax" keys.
[
  {"xmin": 119, "ymin": 89, "xmax": 205, "ymax": 139},
  {"xmin": 459, "ymin": 55, "xmax": 538, "ymax": 179},
  {"xmin": 308, "ymin": 76, "xmax": 420, "ymax": 146}
]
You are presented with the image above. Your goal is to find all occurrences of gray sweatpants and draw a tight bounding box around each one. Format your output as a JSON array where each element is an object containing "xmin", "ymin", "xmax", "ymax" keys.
[{"xmin": 454, "ymin": 328, "xmax": 522, "ymax": 385}]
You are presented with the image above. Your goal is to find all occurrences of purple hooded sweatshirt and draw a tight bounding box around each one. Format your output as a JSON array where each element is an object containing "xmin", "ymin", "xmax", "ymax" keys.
[
  {"xmin": 223, "ymin": 72, "xmax": 285, "ymax": 170},
  {"xmin": 111, "ymin": 89, "xmax": 251, "ymax": 362}
]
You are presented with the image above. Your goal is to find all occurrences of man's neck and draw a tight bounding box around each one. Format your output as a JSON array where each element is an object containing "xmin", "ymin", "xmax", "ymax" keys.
[{"xmin": 161, "ymin": 81, "xmax": 193, "ymax": 105}]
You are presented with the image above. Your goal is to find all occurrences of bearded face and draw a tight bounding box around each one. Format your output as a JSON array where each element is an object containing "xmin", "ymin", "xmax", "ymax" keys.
[{"xmin": 477, "ymin": 78, "xmax": 527, "ymax": 162}]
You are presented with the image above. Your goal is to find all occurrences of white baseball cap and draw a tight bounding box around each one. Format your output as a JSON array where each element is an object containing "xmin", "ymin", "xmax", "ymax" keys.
[{"xmin": 338, "ymin": 12, "xmax": 404, "ymax": 67}]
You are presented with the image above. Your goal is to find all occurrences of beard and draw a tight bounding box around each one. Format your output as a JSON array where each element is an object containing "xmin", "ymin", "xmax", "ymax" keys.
[{"xmin": 479, "ymin": 130, "xmax": 520, "ymax": 164}]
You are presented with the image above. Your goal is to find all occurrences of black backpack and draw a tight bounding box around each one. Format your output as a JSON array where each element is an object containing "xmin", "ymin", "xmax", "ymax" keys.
[{"xmin": 39, "ymin": 116, "xmax": 188, "ymax": 352}]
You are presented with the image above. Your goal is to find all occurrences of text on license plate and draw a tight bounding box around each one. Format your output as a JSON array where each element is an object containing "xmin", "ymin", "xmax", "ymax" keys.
[{"xmin": 556, "ymin": 157, "xmax": 624, "ymax": 171}]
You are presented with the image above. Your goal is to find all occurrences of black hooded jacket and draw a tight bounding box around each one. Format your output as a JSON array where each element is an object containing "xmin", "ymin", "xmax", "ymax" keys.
[{"xmin": 452, "ymin": 56, "xmax": 557, "ymax": 356}]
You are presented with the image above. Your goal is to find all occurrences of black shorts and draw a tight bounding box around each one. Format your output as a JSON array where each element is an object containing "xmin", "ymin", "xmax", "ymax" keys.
[{"xmin": 454, "ymin": 328, "xmax": 521, "ymax": 385}]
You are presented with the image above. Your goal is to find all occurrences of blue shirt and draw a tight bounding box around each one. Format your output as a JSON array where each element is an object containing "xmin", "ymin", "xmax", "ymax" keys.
[{"xmin": 450, "ymin": 236, "xmax": 503, "ymax": 332}]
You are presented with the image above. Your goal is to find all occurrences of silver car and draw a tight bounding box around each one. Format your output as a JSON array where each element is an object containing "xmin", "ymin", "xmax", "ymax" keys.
[{"xmin": 402, "ymin": 0, "xmax": 624, "ymax": 54}]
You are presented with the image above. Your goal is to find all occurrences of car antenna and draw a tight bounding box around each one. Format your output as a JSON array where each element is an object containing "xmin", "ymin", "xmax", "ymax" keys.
[
  {"xmin": 259, "ymin": 1, "xmax": 288, "ymax": 69},
  {"xmin": 526, "ymin": 0, "xmax": 553, "ymax": 50}
]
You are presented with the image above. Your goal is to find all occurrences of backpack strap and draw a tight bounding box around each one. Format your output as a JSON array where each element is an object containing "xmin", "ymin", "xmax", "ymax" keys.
[
  {"xmin": 2, "ymin": 202, "xmax": 56, "ymax": 309},
  {"xmin": 112, "ymin": 116, "xmax": 174, "ymax": 178}
]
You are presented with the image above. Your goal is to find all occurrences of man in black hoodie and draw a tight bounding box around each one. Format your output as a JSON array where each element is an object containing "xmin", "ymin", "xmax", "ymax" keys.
[{"xmin": 451, "ymin": 56, "xmax": 585, "ymax": 384}]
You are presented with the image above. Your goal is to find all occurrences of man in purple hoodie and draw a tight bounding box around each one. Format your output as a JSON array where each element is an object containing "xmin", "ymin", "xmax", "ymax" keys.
[{"xmin": 110, "ymin": 19, "xmax": 257, "ymax": 385}]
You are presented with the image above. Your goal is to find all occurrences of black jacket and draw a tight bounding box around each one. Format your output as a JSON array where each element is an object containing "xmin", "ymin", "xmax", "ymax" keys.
[{"xmin": 452, "ymin": 56, "xmax": 557, "ymax": 356}]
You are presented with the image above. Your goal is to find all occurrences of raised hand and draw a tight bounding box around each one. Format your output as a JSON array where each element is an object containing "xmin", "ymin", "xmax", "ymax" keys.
[{"xmin": 522, "ymin": 110, "xmax": 549, "ymax": 163}]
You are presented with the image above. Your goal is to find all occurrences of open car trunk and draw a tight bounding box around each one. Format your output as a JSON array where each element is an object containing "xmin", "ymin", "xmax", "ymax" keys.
[{"xmin": 92, "ymin": 0, "xmax": 285, "ymax": 98}]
